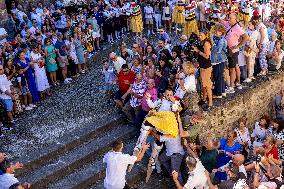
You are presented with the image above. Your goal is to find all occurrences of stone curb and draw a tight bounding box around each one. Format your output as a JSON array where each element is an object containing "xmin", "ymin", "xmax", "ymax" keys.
[{"xmin": 16, "ymin": 113, "xmax": 125, "ymax": 177}]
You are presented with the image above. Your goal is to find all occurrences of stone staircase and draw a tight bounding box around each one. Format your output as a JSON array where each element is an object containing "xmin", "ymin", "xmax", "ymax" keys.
[{"xmin": 15, "ymin": 115, "xmax": 149, "ymax": 189}]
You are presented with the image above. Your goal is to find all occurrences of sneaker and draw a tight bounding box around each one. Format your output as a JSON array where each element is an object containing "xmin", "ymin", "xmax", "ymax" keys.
[
  {"xmin": 2, "ymin": 127, "xmax": 13, "ymax": 131},
  {"xmin": 243, "ymin": 78, "xmax": 252, "ymax": 83},
  {"xmin": 66, "ymin": 78, "xmax": 73, "ymax": 81},
  {"xmin": 235, "ymin": 83, "xmax": 242, "ymax": 89},
  {"xmin": 64, "ymin": 79, "xmax": 70, "ymax": 84},
  {"xmin": 222, "ymin": 93, "xmax": 227, "ymax": 97},
  {"xmin": 81, "ymin": 70, "xmax": 85, "ymax": 74},
  {"xmin": 225, "ymin": 87, "xmax": 235, "ymax": 94},
  {"xmin": 25, "ymin": 106, "xmax": 33, "ymax": 111},
  {"xmin": 29, "ymin": 104, "xmax": 37, "ymax": 108},
  {"xmin": 213, "ymin": 95, "xmax": 222, "ymax": 99}
]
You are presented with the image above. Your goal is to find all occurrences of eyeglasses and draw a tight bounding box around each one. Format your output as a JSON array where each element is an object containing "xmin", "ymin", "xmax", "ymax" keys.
[{"xmin": 122, "ymin": 69, "xmax": 129, "ymax": 72}]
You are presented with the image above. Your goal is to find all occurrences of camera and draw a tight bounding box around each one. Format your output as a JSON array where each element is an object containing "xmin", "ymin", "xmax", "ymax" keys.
[
  {"xmin": 251, "ymin": 155, "xmax": 261, "ymax": 163},
  {"xmin": 185, "ymin": 33, "xmax": 200, "ymax": 62},
  {"xmin": 53, "ymin": 12, "xmax": 62, "ymax": 22}
]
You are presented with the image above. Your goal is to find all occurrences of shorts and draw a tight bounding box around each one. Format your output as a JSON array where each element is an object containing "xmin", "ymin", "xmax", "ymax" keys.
[
  {"xmin": 114, "ymin": 90, "xmax": 130, "ymax": 103},
  {"xmin": 200, "ymin": 67, "xmax": 213, "ymax": 88},
  {"xmin": 22, "ymin": 86, "xmax": 30, "ymax": 95},
  {"xmin": 58, "ymin": 55, "xmax": 69, "ymax": 68},
  {"xmin": 145, "ymin": 18, "xmax": 153, "ymax": 25},
  {"xmin": 228, "ymin": 51, "xmax": 239, "ymax": 68},
  {"xmin": 104, "ymin": 84, "xmax": 115, "ymax": 92},
  {"xmin": 0, "ymin": 99, "xmax": 13, "ymax": 112},
  {"xmin": 92, "ymin": 31, "xmax": 100, "ymax": 38}
]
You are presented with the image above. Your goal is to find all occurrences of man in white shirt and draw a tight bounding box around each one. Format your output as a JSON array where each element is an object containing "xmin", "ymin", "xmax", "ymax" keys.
[
  {"xmin": 103, "ymin": 140, "xmax": 150, "ymax": 189},
  {"xmin": 0, "ymin": 65, "xmax": 14, "ymax": 124},
  {"xmin": 172, "ymin": 113, "xmax": 209, "ymax": 189},
  {"xmin": 109, "ymin": 52, "xmax": 126, "ymax": 73},
  {"xmin": 0, "ymin": 160, "xmax": 30, "ymax": 189}
]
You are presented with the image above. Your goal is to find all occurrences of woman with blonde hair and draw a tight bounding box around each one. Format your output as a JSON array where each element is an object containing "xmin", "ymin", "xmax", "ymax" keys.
[
  {"xmin": 192, "ymin": 29, "xmax": 212, "ymax": 111},
  {"xmin": 174, "ymin": 62, "xmax": 196, "ymax": 99}
]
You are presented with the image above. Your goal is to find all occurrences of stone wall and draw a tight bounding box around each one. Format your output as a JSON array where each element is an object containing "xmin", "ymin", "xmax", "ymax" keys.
[{"xmin": 198, "ymin": 71, "xmax": 284, "ymax": 139}]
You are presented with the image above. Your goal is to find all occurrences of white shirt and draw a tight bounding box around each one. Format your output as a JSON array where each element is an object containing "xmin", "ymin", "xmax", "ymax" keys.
[
  {"xmin": 219, "ymin": 160, "xmax": 248, "ymax": 178},
  {"xmin": 184, "ymin": 158, "xmax": 208, "ymax": 189},
  {"xmin": 103, "ymin": 151, "xmax": 137, "ymax": 189},
  {"xmin": 144, "ymin": 6, "xmax": 154, "ymax": 19},
  {"xmin": 234, "ymin": 127, "xmax": 251, "ymax": 147},
  {"xmin": 0, "ymin": 74, "xmax": 12, "ymax": 100},
  {"xmin": 160, "ymin": 135, "xmax": 184, "ymax": 156},
  {"xmin": 0, "ymin": 173, "xmax": 19, "ymax": 189},
  {"xmin": 256, "ymin": 23, "xmax": 269, "ymax": 45},
  {"xmin": 146, "ymin": 98, "xmax": 179, "ymax": 112},
  {"xmin": 251, "ymin": 122, "xmax": 268, "ymax": 147},
  {"xmin": 175, "ymin": 75, "xmax": 196, "ymax": 99},
  {"xmin": 112, "ymin": 56, "xmax": 126, "ymax": 73}
]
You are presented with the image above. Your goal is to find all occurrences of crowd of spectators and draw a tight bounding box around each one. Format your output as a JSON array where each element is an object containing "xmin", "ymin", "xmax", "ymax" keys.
[{"xmin": 0, "ymin": 0, "xmax": 284, "ymax": 188}]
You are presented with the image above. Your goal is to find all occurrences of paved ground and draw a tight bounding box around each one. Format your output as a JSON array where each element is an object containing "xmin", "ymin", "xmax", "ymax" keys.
[{"xmin": 0, "ymin": 33, "xmax": 182, "ymax": 160}]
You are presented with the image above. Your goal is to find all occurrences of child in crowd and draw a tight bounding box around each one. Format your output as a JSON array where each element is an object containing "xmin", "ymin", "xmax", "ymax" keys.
[
  {"xmin": 102, "ymin": 59, "xmax": 116, "ymax": 102},
  {"xmin": 17, "ymin": 69, "xmax": 34, "ymax": 111}
]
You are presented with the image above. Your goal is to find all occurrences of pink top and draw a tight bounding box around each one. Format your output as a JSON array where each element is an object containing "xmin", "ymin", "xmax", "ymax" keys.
[
  {"xmin": 141, "ymin": 88, "xmax": 158, "ymax": 111},
  {"xmin": 223, "ymin": 21, "xmax": 245, "ymax": 49}
]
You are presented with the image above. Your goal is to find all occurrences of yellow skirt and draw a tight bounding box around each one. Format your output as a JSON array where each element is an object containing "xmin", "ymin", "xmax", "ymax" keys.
[
  {"xmin": 131, "ymin": 15, "xmax": 143, "ymax": 33},
  {"xmin": 243, "ymin": 15, "xmax": 250, "ymax": 23},
  {"xmin": 172, "ymin": 7, "xmax": 185, "ymax": 24},
  {"xmin": 144, "ymin": 111, "xmax": 178, "ymax": 138},
  {"xmin": 183, "ymin": 20, "xmax": 199, "ymax": 37}
]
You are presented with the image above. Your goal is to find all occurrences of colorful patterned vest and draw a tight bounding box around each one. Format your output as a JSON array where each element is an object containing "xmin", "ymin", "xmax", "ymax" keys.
[
  {"xmin": 185, "ymin": 1, "xmax": 196, "ymax": 21},
  {"xmin": 131, "ymin": 3, "xmax": 141, "ymax": 16}
]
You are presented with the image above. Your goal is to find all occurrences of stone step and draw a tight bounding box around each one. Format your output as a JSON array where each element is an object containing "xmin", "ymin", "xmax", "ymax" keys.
[
  {"xmin": 48, "ymin": 138, "xmax": 148, "ymax": 189},
  {"xmin": 18, "ymin": 123, "xmax": 136, "ymax": 189},
  {"xmin": 16, "ymin": 114, "xmax": 124, "ymax": 178}
]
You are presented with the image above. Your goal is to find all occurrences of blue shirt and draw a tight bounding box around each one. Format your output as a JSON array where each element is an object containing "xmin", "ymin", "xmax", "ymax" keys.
[
  {"xmin": 94, "ymin": 12, "xmax": 104, "ymax": 26},
  {"xmin": 55, "ymin": 40, "xmax": 67, "ymax": 56},
  {"xmin": 215, "ymin": 138, "xmax": 241, "ymax": 180}
]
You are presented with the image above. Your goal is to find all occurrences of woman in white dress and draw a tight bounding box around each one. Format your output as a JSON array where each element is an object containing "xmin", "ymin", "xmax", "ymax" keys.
[{"xmin": 30, "ymin": 45, "xmax": 51, "ymax": 97}]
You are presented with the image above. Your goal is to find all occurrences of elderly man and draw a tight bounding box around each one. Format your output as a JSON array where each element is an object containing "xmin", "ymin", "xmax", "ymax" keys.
[
  {"xmin": 221, "ymin": 13, "xmax": 249, "ymax": 93},
  {"xmin": 213, "ymin": 154, "xmax": 247, "ymax": 178},
  {"xmin": 109, "ymin": 52, "xmax": 126, "ymax": 73},
  {"xmin": 172, "ymin": 131, "xmax": 208, "ymax": 189}
]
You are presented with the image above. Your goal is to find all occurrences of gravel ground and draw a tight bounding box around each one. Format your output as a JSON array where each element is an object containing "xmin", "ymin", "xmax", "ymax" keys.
[{"xmin": 0, "ymin": 33, "xmax": 181, "ymax": 160}]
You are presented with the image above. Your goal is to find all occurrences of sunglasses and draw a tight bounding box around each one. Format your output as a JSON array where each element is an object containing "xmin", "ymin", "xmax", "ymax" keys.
[{"xmin": 122, "ymin": 69, "xmax": 129, "ymax": 72}]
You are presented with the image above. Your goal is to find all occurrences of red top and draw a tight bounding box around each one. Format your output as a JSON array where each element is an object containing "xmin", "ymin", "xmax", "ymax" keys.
[
  {"xmin": 117, "ymin": 70, "xmax": 135, "ymax": 94},
  {"xmin": 265, "ymin": 145, "xmax": 279, "ymax": 160}
]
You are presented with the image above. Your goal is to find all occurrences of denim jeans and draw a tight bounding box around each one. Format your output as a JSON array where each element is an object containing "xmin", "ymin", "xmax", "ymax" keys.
[
  {"xmin": 212, "ymin": 62, "xmax": 225, "ymax": 96},
  {"xmin": 159, "ymin": 151, "xmax": 184, "ymax": 185},
  {"xmin": 240, "ymin": 65, "xmax": 247, "ymax": 81}
]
